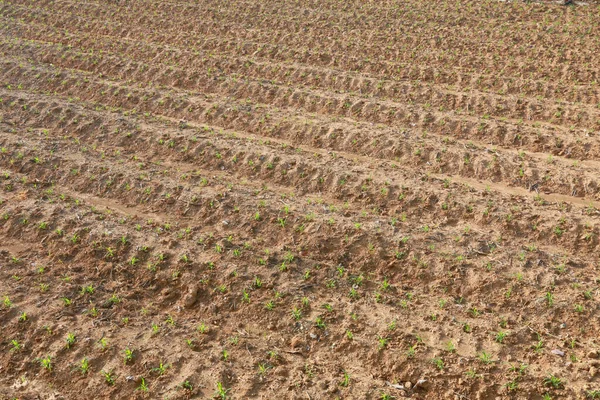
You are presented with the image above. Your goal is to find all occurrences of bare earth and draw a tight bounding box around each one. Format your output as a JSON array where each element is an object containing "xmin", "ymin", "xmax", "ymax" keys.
[{"xmin": 2, "ymin": 0, "xmax": 600, "ymax": 399}]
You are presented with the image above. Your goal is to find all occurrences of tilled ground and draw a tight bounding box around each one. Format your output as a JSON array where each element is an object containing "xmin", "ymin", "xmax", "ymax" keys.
[{"xmin": 1, "ymin": 0, "xmax": 600, "ymax": 399}]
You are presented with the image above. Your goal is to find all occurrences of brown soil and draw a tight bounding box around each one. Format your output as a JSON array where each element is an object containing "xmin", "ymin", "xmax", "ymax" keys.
[{"xmin": 1, "ymin": 0, "xmax": 600, "ymax": 399}]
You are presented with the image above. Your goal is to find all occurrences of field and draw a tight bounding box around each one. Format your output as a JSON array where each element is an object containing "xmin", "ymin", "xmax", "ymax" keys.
[{"xmin": 1, "ymin": 0, "xmax": 600, "ymax": 398}]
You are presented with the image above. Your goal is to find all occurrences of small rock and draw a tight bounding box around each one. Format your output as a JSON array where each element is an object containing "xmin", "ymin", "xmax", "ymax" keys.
[
  {"xmin": 590, "ymin": 366, "xmax": 598, "ymax": 378},
  {"xmin": 183, "ymin": 286, "xmax": 199, "ymax": 308},
  {"xmin": 551, "ymin": 349, "xmax": 565, "ymax": 357},
  {"xmin": 405, "ymin": 381, "xmax": 412, "ymax": 390},
  {"xmin": 587, "ymin": 350, "xmax": 598, "ymax": 359},
  {"xmin": 309, "ymin": 333, "xmax": 318, "ymax": 340},
  {"xmin": 290, "ymin": 336, "xmax": 303, "ymax": 349},
  {"xmin": 414, "ymin": 379, "xmax": 428, "ymax": 389}
]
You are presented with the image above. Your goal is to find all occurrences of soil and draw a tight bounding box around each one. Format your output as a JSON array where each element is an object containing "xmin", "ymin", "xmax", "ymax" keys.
[{"xmin": 1, "ymin": 0, "xmax": 600, "ymax": 399}]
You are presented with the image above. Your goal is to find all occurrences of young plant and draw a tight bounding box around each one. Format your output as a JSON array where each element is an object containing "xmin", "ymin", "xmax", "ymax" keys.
[
  {"xmin": 544, "ymin": 374, "xmax": 563, "ymax": 389},
  {"xmin": 495, "ymin": 331, "xmax": 507, "ymax": 343},
  {"xmin": 38, "ymin": 355, "xmax": 52, "ymax": 371},
  {"xmin": 315, "ymin": 316, "xmax": 326, "ymax": 329},
  {"xmin": 180, "ymin": 380, "xmax": 194, "ymax": 391},
  {"xmin": 123, "ymin": 348, "xmax": 134, "ymax": 364},
  {"xmin": 291, "ymin": 307, "xmax": 302, "ymax": 320},
  {"xmin": 215, "ymin": 381, "xmax": 229, "ymax": 399},
  {"xmin": 78, "ymin": 358, "xmax": 90, "ymax": 375},
  {"xmin": 136, "ymin": 377, "xmax": 149, "ymax": 392},
  {"xmin": 431, "ymin": 357, "xmax": 444, "ymax": 370},
  {"xmin": 10, "ymin": 339, "xmax": 22, "ymax": 352},
  {"xmin": 258, "ymin": 362, "xmax": 270, "ymax": 376},
  {"xmin": 478, "ymin": 351, "xmax": 493, "ymax": 364},
  {"xmin": 340, "ymin": 370, "xmax": 350, "ymax": 387},
  {"xmin": 101, "ymin": 370, "xmax": 115, "ymax": 385},
  {"xmin": 197, "ymin": 322, "xmax": 209, "ymax": 334},
  {"xmin": 377, "ymin": 336, "xmax": 389, "ymax": 351},
  {"xmin": 98, "ymin": 337, "xmax": 108, "ymax": 351},
  {"xmin": 66, "ymin": 332, "xmax": 76, "ymax": 349},
  {"xmin": 18, "ymin": 312, "xmax": 27, "ymax": 322}
]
